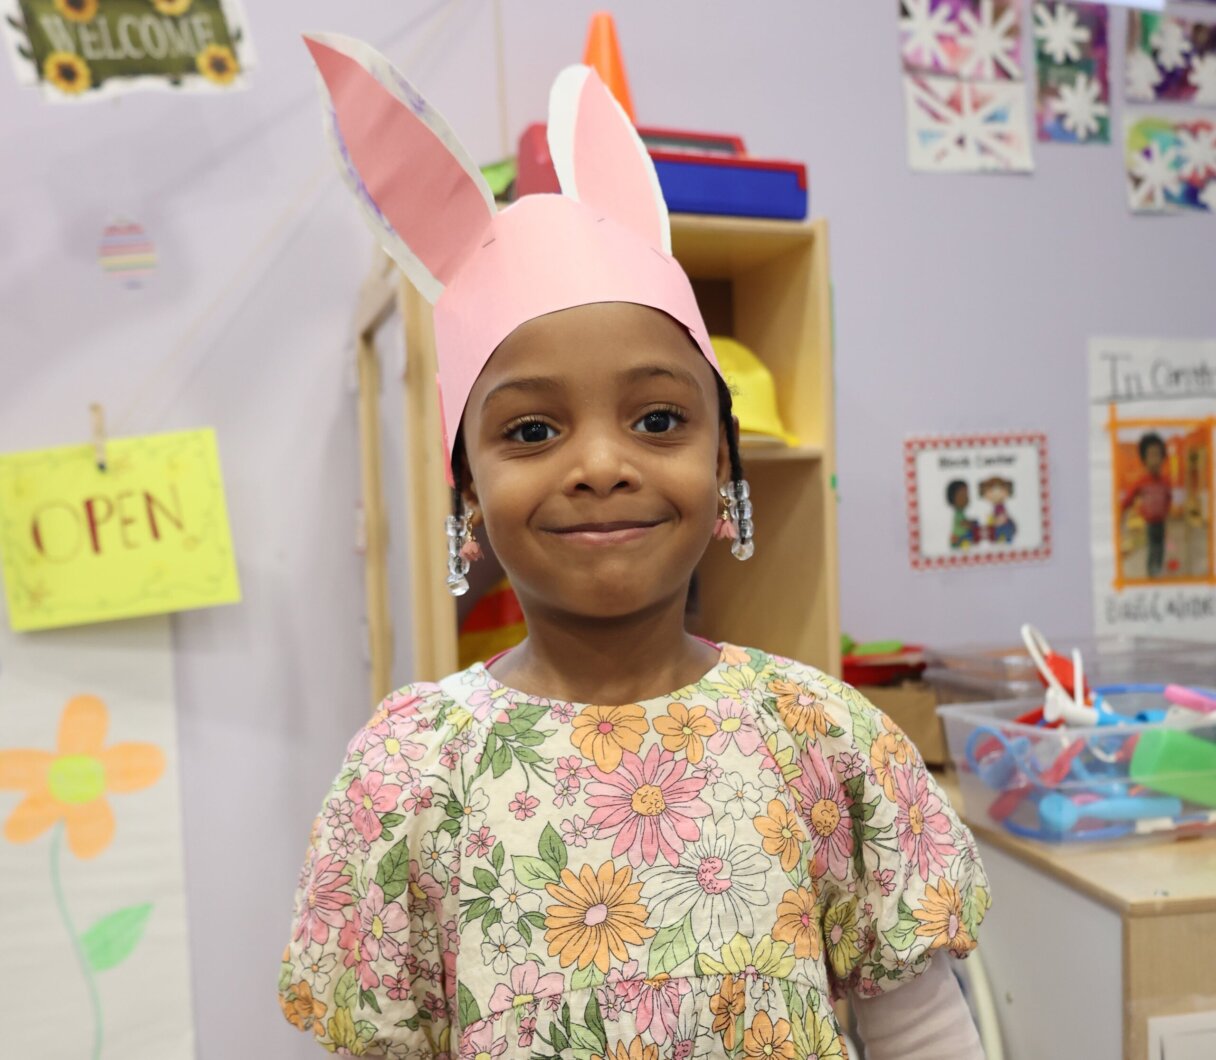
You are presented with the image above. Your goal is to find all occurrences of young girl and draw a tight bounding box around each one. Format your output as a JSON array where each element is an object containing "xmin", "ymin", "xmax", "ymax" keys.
[{"xmin": 281, "ymin": 35, "xmax": 989, "ymax": 1060}]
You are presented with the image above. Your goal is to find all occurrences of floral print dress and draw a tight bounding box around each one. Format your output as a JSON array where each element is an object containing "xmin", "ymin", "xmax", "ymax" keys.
[{"xmin": 279, "ymin": 644, "xmax": 989, "ymax": 1059}]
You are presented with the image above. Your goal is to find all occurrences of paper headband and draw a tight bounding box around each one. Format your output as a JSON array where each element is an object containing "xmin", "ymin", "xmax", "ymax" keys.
[{"xmin": 303, "ymin": 33, "xmax": 720, "ymax": 484}]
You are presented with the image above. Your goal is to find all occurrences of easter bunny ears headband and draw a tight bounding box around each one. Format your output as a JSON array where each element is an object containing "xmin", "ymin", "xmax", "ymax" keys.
[{"xmin": 303, "ymin": 33, "xmax": 721, "ymax": 484}]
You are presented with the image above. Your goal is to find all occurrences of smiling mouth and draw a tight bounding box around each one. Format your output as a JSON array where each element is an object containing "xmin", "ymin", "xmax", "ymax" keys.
[{"xmin": 544, "ymin": 520, "xmax": 664, "ymax": 545}]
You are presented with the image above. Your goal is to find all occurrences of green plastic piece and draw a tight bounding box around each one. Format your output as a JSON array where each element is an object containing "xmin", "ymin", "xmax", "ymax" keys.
[
  {"xmin": 1130, "ymin": 729, "xmax": 1216, "ymax": 808},
  {"xmin": 480, "ymin": 158, "xmax": 517, "ymax": 199},
  {"xmin": 854, "ymin": 640, "xmax": 905, "ymax": 657}
]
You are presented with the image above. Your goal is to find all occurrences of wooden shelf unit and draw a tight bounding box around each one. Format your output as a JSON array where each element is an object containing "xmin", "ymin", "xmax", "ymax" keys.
[{"xmin": 388, "ymin": 213, "xmax": 840, "ymax": 687}]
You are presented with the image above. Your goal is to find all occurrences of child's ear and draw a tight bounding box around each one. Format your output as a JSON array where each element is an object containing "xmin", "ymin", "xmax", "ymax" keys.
[
  {"xmin": 459, "ymin": 455, "xmax": 482, "ymax": 526},
  {"xmin": 717, "ymin": 416, "xmax": 737, "ymax": 488}
]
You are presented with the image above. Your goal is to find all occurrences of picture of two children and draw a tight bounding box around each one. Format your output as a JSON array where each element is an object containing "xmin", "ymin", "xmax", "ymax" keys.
[{"xmin": 947, "ymin": 476, "xmax": 1016, "ymax": 551}]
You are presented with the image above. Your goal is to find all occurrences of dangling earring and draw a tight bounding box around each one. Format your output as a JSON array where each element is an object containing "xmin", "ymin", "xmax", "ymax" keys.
[
  {"xmin": 445, "ymin": 508, "xmax": 482, "ymax": 596},
  {"xmin": 719, "ymin": 480, "xmax": 755, "ymax": 561}
]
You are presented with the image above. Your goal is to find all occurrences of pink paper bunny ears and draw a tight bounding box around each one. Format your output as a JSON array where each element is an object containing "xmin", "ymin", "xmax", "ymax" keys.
[{"xmin": 304, "ymin": 33, "xmax": 719, "ymax": 483}]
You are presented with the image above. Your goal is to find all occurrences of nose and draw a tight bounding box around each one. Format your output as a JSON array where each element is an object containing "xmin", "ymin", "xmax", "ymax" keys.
[{"xmin": 564, "ymin": 429, "xmax": 641, "ymax": 497}]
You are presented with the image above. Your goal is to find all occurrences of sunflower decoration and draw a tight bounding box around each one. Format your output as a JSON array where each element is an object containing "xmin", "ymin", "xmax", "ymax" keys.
[
  {"xmin": 152, "ymin": 0, "xmax": 194, "ymax": 14},
  {"xmin": 43, "ymin": 51, "xmax": 92, "ymax": 96},
  {"xmin": 53, "ymin": 0, "xmax": 98, "ymax": 22},
  {"xmin": 196, "ymin": 44, "xmax": 240, "ymax": 86}
]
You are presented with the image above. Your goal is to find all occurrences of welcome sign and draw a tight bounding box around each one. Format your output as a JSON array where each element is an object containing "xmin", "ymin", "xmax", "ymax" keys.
[
  {"xmin": 2, "ymin": 0, "xmax": 253, "ymax": 101},
  {"xmin": 0, "ymin": 428, "xmax": 241, "ymax": 631}
]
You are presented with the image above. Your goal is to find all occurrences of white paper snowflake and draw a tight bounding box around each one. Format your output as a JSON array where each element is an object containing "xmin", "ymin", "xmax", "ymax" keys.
[
  {"xmin": 1129, "ymin": 142, "xmax": 1183, "ymax": 211},
  {"xmin": 1188, "ymin": 53, "xmax": 1216, "ymax": 105},
  {"xmin": 1051, "ymin": 73, "xmax": 1108, "ymax": 140},
  {"xmin": 1200, "ymin": 181, "xmax": 1216, "ymax": 212},
  {"xmin": 1150, "ymin": 19, "xmax": 1193, "ymax": 73},
  {"xmin": 1177, "ymin": 126, "xmax": 1216, "ymax": 183},
  {"xmin": 900, "ymin": 0, "xmax": 955, "ymax": 70},
  {"xmin": 905, "ymin": 75, "xmax": 1033, "ymax": 172},
  {"xmin": 1034, "ymin": 3, "xmax": 1090, "ymax": 65},
  {"xmin": 958, "ymin": 0, "xmax": 1023, "ymax": 79},
  {"xmin": 1126, "ymin": 50, "xmax": 1164, "ymax": 100}
]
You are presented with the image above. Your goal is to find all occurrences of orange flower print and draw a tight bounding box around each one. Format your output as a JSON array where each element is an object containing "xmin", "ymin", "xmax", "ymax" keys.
[
  {"xmin": 770, "ymin": 677, "xmax": 830, "ymax": 739},
  {"xmin": 753, "ymin": 799, "xmax": 806, "ymax": 872},
  {"xmin": 570, "ymin": 703, "xmax": 648, "ymax": 771},
  {"xmin": 280, "ymin": 980, "xmax": 327, "ymax": 1035},
  {"xmin": 743, "ymin": 1009, "xmax": 796, "ymax": 1060},
  {"xmin": 543, "ymin": 861, "xmax": 654, "ymax": 971},
  {"xmin": 773, "ymin": 886, "xmax": 822, "ymax": 960},
  {"xmin": 0, "ymin": 695, "xmax": 164, "ymax": 859},
  {"xmin": 870, "ymin": 715, "xmax": 913, "ymax": 800},
  {"xmin": 709, "ymin": 973, "xmax": 747, "ymax": 1050},
  {"xmin": 653, "ymin": 701, "xmax": 715, "ymax": 763},
  {"xmin": 593, "ymin": 1038, "xmax": 660, "ymax": 1060},
  {"xmin": 913, "ymin": 878, "xmax": 974, "ymax": 956}
]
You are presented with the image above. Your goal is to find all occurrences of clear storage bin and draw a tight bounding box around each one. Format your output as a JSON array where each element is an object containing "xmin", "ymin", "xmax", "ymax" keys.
[{"xmin": 939, "ymin": 696, "xmax": 1216, "ymax": 843}]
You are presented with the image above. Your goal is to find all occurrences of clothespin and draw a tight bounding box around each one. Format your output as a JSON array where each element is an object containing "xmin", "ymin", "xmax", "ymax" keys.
[{"xmin": 90, "ymin": 403, "xmax": 108, "ymax": 472}]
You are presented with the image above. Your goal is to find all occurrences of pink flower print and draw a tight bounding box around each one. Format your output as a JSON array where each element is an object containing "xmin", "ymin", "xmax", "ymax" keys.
[
  {"xmin": 465, "ymin": 826, "xmax": 496, "ymax": 858},
  {"xmin": 518, "ymin": 1016, "xmax": 537, "ymax": 1047},
  {"xmin": 488, "ymin": 960, "xmax": 567, "ymax": 1014},
  {"xmin": 693, "ymin": 758, "xmax": 725, "ymax": 785},
  {"xmin": 403, "ymin": 784, "xmax": 434, "ymax": 815},
  {"xmin": 551, "ymin": 701, "xmax": 576, "ymax": 724},
  {"xmin": 323, "ymin": 795, "xmax": 353, "ymax": 831},
  {"xmin": 838, "ymin": 750, "xmax": 865, "ymax": 781},
  {"xmin": 383, "ymin": 973, "xmax": 410, "ymax": 1001},
  {"xmin": 361, "ymin": 727, "xmax": 425, "ymax": 778},
  {"xmin": 602, "ymin": 960, "xmax": 644, "ymax": 1018},
  {"xmin": 555, "ymin": 756, "xmax": 587, "ymax": 787},
  {"xmin": 892, "ymin": 765, "xmax": 958, "ymax": 881},
  {"xmin": 294, "ymin": 852, "xmax": 354, "ymax": 946},
  {"xmin": 440, "ymin": 742, "xmax": 461, "ymax": 769},
  {"xmin": 552, "ymin": 779, "xmax": 578, "ymax": 807},
  {"xmin": 327, "ymin": 820, "xmax": 363, "ymax": 861},
  {"xmin": 347, "ymin": 772, "xmax": 403, "ymax": 844},
  {"xmin": 459, "ymin": 1022, "xmax": 508, "ymax": 1060},
  {"xmin": 585, "ymin": 745, "xmax": 711, "ymax": 867},
  {"xmin": 426, "ymin": 991, "xmax": 449, "ymax": 1020},
  {"xmin": 874, "ymin": 868, "xmax": 896, "ymax": 897},
  {"xmin": 790, "ymin": 744, "xmax": 854, "ymax": 881},
  {"xmin": 407, "ymin": 861, "xmax": 445, "ymax": 911},
  {"xmin": 707, "ymin": 697, "xmax": 763, "ymax": 756},
  {"xmin": 560, "ymin": 815, "xmax": 594, "ymax": 847},
  {"xmin": 358, "ymin": 882, "xmax": 408, "ymax": 963},
  {"xmin": 635, "ymin": 973, "xmax": 690, "ymax": 1044},
  {"xmin": 509, "ymin": 790, "xmax": 539, "ymax": 821}
]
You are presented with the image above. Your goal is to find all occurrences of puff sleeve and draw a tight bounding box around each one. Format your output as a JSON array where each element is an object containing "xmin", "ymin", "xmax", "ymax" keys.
[
  {"xmin": 771, "ymin": 666, "xmax": 990, "ymax": 999},
  {"xmin": 278, "ymin": 686, "xmax": 460, "ymax": 1058}
]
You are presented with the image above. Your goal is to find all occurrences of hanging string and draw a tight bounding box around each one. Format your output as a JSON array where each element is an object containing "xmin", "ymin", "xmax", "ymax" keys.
[
  {"xmin": 110, "ymin": 0, "xmax": 469, "ymax": 435},
  {"xmin": 492, "ymin": 0, "xmax": 510, "ymax": 159}
]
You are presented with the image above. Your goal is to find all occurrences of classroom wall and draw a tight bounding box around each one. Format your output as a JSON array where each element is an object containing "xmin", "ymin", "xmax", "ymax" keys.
[{"xmin": 1, "ymin": 1, "xmax": 1214, "ymax": 1055}]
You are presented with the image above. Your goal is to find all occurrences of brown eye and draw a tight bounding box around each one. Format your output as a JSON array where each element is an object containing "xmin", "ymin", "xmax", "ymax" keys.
[
  {"xmin": 635, "ymin": 409, "xmax": 684, "ymax": 434},
  {"xmin": 508, "ymin": 420, "xmax": 557, "ymax": 444}
]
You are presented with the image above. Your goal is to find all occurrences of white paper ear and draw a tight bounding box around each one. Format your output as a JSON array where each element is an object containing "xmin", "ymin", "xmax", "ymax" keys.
[
  {"xmin": 547, "ymin": 64, "xmax": 671, "ymax": 254},
  {"xmin": 304, "ymin": 33, "xmax": 497, "ymax": 303}
]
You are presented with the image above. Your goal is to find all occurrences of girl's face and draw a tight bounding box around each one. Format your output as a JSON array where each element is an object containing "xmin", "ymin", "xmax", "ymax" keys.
[{"xmin": 461, "ymin": 301, "xmax": 730, "ymax": 622}]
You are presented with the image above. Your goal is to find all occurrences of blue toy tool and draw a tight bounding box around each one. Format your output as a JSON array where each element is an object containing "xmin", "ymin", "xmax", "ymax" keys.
[{"xmin": 1038, "ymin": 793, "xmax": 1182, "ymax": 837}]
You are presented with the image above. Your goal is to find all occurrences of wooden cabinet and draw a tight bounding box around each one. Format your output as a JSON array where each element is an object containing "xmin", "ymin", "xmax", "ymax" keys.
[{"xmin": 387, "ymin": 214, "xmax": 839, "ymax": 685}]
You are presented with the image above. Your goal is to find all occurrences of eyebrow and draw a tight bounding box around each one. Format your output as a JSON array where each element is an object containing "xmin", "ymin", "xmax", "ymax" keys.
[
  {"xmin": 621, "ymin": 363, "xmax": 703, "ymax": 389},
  {"xmin": 481, "ymin": 375, "xmax": 564, "ymax": 408},
  {"xmin": 481, "ymin": 363, "xmax": 702, "ymax": 408}
]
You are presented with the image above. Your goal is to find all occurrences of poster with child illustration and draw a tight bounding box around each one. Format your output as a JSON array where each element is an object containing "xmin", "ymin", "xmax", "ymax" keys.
[
  {"xmin": 904, "ymin": 432, "xmax": 1051, "ymax": 570},
  {"xmin": 1090, "ymin": 339, "xmax": 1216, "ymax": 639}
]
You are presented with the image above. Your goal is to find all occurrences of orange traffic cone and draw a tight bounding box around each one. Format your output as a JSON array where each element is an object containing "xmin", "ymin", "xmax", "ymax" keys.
[{"xmin": 583, "ymin": 12, "xmax": 635, "ymax": 122}]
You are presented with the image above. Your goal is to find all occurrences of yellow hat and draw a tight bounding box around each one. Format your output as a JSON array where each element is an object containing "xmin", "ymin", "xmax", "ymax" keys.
[{"xmin": 710, "ymin": 336, "xmax": 798, "ymax": 447}]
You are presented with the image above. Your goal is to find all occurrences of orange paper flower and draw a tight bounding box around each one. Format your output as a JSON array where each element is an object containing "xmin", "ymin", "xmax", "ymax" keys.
[{"xmin": 0, "ymin": 695, "xmax": 164, "ymax": 859}]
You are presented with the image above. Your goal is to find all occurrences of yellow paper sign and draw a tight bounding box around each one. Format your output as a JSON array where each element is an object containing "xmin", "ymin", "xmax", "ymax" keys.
[{"xmin": 0, "ymin": 428, "xmax": 241, "ymax": 631}]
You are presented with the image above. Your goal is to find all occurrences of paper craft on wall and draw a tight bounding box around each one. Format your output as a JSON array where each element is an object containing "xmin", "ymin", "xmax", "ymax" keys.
[
  {"xmin": 98, "ymin": 218, "xmax": 157, "ymax": 288},
  {"xmin": 1033, "ymin": 2, "xmax": 1110, "ymax": 143},
  {"xmin": 904, "ymin": 432, "xmax": 1052, "ymax": 570},
  {"xmin": 1, "ymin": 0, "xmax": 254, "ymax": 102},
  {"xmin": 1125, "ymin": 11, "xmax": 1216, "ymax": 105},
  {"xmin": 0, "ymin": 427, "xmax": 241, "ymax": 631},
  {"xmin": 0, "ymin": 615, "xmax": 194, "ymax": 1057},
  {"xmin": 1089, "ymin": 339, "xmax": 1216, "ymax": 640},
  {"xmin": 899, "ymin": 1, "xmax": 1034, "ymax": 172},
  {"xmin": 1124, "ymin": 115, "xmax": 1216, "ymax": 213}
]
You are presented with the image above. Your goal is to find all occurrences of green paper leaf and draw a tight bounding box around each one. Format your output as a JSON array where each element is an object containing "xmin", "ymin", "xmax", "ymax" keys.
[
  {"xmin": 648, "ymin": 913, "xmax": 697, "ymax": 976},
  {"xmin": 458, "ymin": 982, "xmax": 481, "ymax": 1027},
  {"xmin": 539, "ymin": 823, "xmax": 567, "ymax": 874},
  {"xmin": 335, "ymin": 967, "xmax": 359, "ymax": 1011},
  {"xmin": 80, "ymin": 903, "xmax": 152, "ymax": 973},
  {"xmin": 513, "ymin": 855, "xmax": 560, "ymax": 889},
  {"xmin": 375, "ymin": 838, "xmax": 411, "ymax": 903}
]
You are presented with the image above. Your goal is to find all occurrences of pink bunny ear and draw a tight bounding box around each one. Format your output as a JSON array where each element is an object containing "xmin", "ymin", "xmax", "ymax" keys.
[
  {"xmin": 547, "ymin": 65, "xmax": 671, "ymax": 254},
  {"xmin": 304, "ymin": 33, "xmax": 496, "ymax": 303}
]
